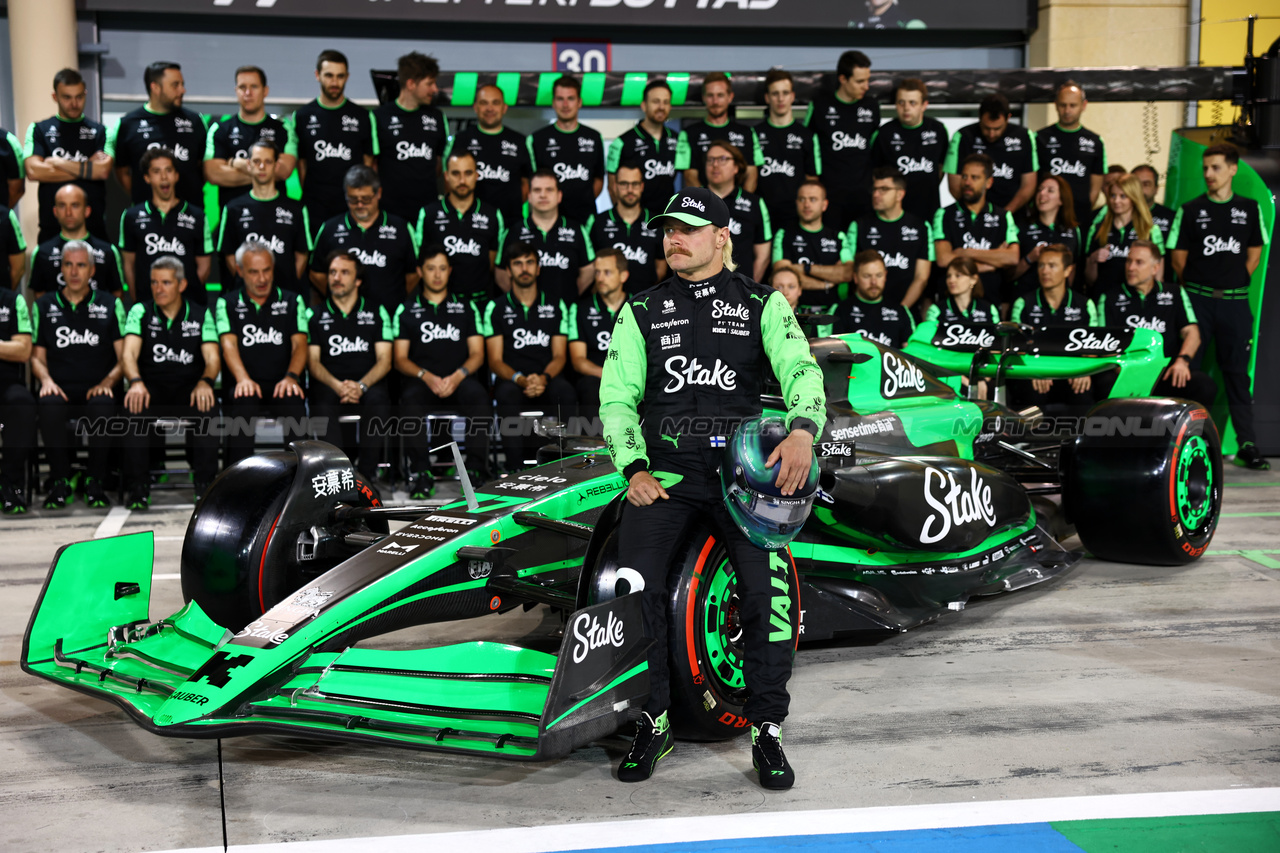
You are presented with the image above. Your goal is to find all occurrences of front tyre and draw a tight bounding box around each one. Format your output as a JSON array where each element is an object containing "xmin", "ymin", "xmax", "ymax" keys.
[{"xmin": 1062, "ymin": 398, "xmax": 1222, "ymax": 565}]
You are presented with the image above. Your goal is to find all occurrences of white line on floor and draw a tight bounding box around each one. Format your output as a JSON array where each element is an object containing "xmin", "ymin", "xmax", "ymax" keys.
[
  {"xmin": 147, "ymin": 788, "xmax": 1280, "ymax": 853},
  {"xmin": 93, "ymin": 507, "xmax": 131, "ymax": 539},
  {"xmin": 153, "ymin": 573, "xmax": 181, "ymax": 580}
]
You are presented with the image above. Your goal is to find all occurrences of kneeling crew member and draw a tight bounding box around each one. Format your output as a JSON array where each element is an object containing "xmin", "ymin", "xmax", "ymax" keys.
[
  {"xmin": 600, "ymin": 187, "xmax": 825, "ymax": 789},
  {"xmin": 308, "ymin": 250, "xmax": 393, "ymax": 480},
  {"xmin": 122, "ymin": 256, "xmax": 221, "ymax": 508}
]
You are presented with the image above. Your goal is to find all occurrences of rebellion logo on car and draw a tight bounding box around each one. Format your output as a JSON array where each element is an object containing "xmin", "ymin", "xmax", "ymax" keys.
[
  {"xmin": 920, "ymin": 466, "xmax": 997, "ymax": 544},
  {"xmin": 881, "ymin": 351, "xmax": 927, "ymax": 397},
  {"xmin": 571, "ymin": 609, "xmax": 624, "ymax": 663}
]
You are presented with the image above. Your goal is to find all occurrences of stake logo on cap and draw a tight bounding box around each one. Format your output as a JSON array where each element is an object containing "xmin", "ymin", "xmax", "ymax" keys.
[{"xmin": 647, "ymin": 187, "xmax": 730, "ymax": 229}]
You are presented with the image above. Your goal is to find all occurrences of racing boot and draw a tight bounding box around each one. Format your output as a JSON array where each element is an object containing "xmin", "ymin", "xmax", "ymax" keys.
[
  {"xmin": 126, "ymin": 487, "xmax": 150, "ymax": 511},
  {"xmin": 752, "ymin": 722, "xmax": 795, "ymax": 790},
  {"xmin": 2, "ymin": 484, "xmax": 28, "ymax": 515},
  {"xmin": 409, "ymin": 471, "xmax": 436, "ymax": 500},
  {"xmin": 1235, "ymin": 442, "xmax": 1271, "ymax": 471},
  {"xmin": 618, "ymin": 711, "xmax": 672, "ymax": 782},
  {"xmin": 43, "ymin": 478, "xmax": 72, "ymax": 510},
  {"xmin": 82, "ymin": 476, "xmax": 111, "ymax": 509}
]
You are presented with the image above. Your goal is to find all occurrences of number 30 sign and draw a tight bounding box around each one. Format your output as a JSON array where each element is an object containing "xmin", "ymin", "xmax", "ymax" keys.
[{"xmin": 553, "ymin": 42, "xmax": 611, "ymax": 73}]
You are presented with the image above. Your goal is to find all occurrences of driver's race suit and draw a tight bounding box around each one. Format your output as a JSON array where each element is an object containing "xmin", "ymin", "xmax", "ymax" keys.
[{"xmin": 600, "ymin": 267, "xmax": 826, "ymax": 724}]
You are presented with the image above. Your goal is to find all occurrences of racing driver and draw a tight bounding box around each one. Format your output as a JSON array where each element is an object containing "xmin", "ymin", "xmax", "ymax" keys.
[{"xmin": 599, "ymin": 187, "xmax": 826, "ymax": 789}]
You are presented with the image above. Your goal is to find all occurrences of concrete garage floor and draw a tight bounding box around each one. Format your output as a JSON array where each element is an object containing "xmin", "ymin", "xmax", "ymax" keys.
[{"xmin": 1, "ymin": 467, "xmax": 1278, "ymax": 852}]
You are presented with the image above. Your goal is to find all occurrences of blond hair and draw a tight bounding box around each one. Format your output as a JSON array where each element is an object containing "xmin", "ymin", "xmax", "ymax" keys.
[
  {"xmin": 1094, "ymin": 173, "xmax": 1154, "ymax": 248},
  {"xmin": 721, "ymin": 233, "xmax": 737, "ymax": 272}
]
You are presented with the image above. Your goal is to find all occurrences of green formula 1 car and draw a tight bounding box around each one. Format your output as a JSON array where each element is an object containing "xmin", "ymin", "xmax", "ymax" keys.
[{"xmin": 22, "ymin": 322, "xmax": 1222, "ymax": 757}]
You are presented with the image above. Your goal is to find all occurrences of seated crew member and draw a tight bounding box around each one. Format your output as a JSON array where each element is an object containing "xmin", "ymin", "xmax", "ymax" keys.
[
  {"xmin": 772, "ymin": 265, "xmax": 833, "ymax": 338},
  {"xmin": 569, "ymin": 247, "xmax": 628, "ymax": 428},
  {"xmin": 31, "ymin": 240, "xmax": 125, "ymax": 509},
  {"xmin": 704, "ymin": 140, "xmax": 771, "ymax": 282},
  {"xmin": 307, "ymin": 250, "xmax": 393, "ymax": 481},
  {"xmin": 119, "ymin": 146, "xmax": 212, "ymax": 305},
  {"xmin": 0, "ymin": 283, "xmax": 35, "ymax": 514},
  {"xmin": 1009, "ymin": 243, "xmax": 1098, "ymax": 416},
  {"xmin": 28, "ymin": 183, "xmax": 124, "ymax": 298},
  {"xmin": 215, "ymin": 238, "xmax": 309, "ymax": 466},
  {"xmin": 1084, "ymin": 172, "xmax": 1164, "ymax": 298},
  {"xmin": 831, "ymin": 249, "xmax": 915, "ymax": 348},
  {"xmin": 498, "ymin": 169, "xmax": 594, "ymax": 305},
  {"xmin": 844, "ymin": 167, "xmax": 932, "ymax": 311},
  {"xmin": 121, "ymin": 256, "xmax": 221, "ymax": 509},
  {"xmin": 216, "ymin": 140, "xmax": 310, "ymax": 295},
  {"xmin": 933, "ymin": 153, "xmax": 1020, "ymax": 310},
  {"xmin": 924, "ymin": 256, "xmax": 999, "ymax": 325},
  {"xmin": 483, "ymin": 240, "xmax": 576, "ymax": 468},
  {"xmin": 1095, "ymin": 239, "xmax": 1216, "ymax": 410},
  {"xmin": 588, "ymin": 161, "xmax": 666, "ymax": 294},
  {"xmin": 393, "ymin": 244, "xmax": 491, "ymax": 497},
  {"xmin": 770, "ymin": 179, "xmax": 851, "ymax": 309},
  {"xmin": 1011, "ymin": 174, "xmax": 1081, "ymax": 304}
]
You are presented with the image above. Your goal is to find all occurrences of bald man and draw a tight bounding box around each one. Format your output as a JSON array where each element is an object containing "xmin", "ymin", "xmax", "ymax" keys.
[{"xmin": 443, "ymin": 84, "xmax": 532, "ymax": 226}]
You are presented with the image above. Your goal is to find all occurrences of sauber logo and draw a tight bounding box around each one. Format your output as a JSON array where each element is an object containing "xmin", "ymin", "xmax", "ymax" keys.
[
  {"xmin": 881, "ymin": 351, "xmax": 926, "ymax": 397},
  {"xmin": 920, "ymin": 466, "xmax": 997, "ymax": 544},
  {"xmin": 571, "ymin": 609, "xmax": 624, "ymax": 664}
]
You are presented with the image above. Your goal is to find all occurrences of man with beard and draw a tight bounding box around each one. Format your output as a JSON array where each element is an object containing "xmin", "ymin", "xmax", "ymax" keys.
[
  {"xmin": 29, "ymin": 184, "xmax": 124, "ymax": 298},
  {"xmin": 704, "ymin": 141, "xmax": 771, "ymax": 282},
  {"xmin": 415, "ymin": 150, "xmax": 504, "ymax": 303},
  {"xmin": 109, "ymin": 61, "xmax": 209, "ymax": 206},
  {"xmin": 569, "ymin": 247, "xmax": 628, "ymax": 425},
  {"xmin": 770, "ymin": 180, "xmax": 850, "ymax": 309},
  {"xmin": 944, "ymin": 93, "xmax": 1037, "ymax": 213},
  {"xmin": 527, "ymin": 75, "xmax": 605, "ymax": 224},
  {"xmin": 870, "ymin": 78, "xmax": 949, "ymax": 223},
  {"xmin": 676, "ymin": 72, "xmax": 763, "ymax": 192},
  {"xmin": 119, "ymin": 147, "xmax": 213, "ymax": 304},
  {"xmin": 588, "ymin": 161, "xmax": 666, "ymax": 294},
  {"xmin": 844, "ymin": 168, "xmax": 933, "ymax": 310},
  {"xmin": 373, "ymin": 52, "xmax": 449, "ymax": 223},
  {"xmin": 934, "ymin": 154, "xmax": 1020, "ymax": 308},
  {"xmin": 483, "ymin": 241, "xmax": 576, "ymax": 469},
  {"xmin": 446, "ymin": 85, "xmax": 532, "ymax": 227},
  {"xmin": 498, "ymin": 170, "xmax": 594, "ymax": 305},
  {"xmin": 831, "ymin": 250, "xmax": 915, "ymax": 347},
  {"xmin": 204, "ymin": 66, "xmax": 297, "ymax": 213},
  {"xmin": 607, "ymin": 79, "xmax": 678, "ymax": 214},
  {"xmin": 805, "ymin": 50, "xmax": 879, "ymax": 231},
  {"xmin": 217, "ymin": 141, "xmax": 311, "ymax": 294}
]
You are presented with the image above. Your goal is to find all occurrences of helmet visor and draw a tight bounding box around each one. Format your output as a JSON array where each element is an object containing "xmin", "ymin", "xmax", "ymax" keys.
[{"xmin": 725, "ymin": 476, "xmax": 813, "ymax": 538}]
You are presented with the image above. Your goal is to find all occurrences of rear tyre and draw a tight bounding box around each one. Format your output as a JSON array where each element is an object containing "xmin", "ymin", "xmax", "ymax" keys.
[{"xmin": 1062, "ymin": 398, "xmax": 1222, "ymax": 565}]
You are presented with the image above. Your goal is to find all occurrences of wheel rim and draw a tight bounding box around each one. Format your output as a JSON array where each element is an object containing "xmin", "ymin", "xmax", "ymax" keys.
[
  {"xmin": 701, "ymin": 553, "xmax": 747, "ymax": 693},
  {"xmin": 1176, "ymin": 434, "xmax": 1214, "ymax": 533}
]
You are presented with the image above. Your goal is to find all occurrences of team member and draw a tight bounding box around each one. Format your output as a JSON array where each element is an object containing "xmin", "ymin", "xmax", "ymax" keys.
[
  {"xmin": 119, "ymin": 147, "xmax": 213, "ymax": 304},
  {"xmin": 527, "ymin": 75, "xmax": 605, "ymax": 224},
  {"xmin": 217, "ymin": 141, "xmax": 311, "ymax": 294},
  {"xmin": 204, "ymin": 65, "xmax": 297, "ymax": 214},
  {"xmin": 215, "ymin": 239, "xmax": 309, "ymax": 466},
  {"xmin": 1012, "ymin": 174, "xmax": 1081, "ymax": 302},
  {"xmin": 0, "ymin": 125, "xmax": 22, "ymax": 208},
  {"xmin": 588, "ymin": 162, "xmax": 665, "ymax": 294},
  {"xmin": 109, "ymin": 61, "xmax": 209, "ymax": 206},
  {"xmin": 870, "ymin": 79, "xmax": 949, "ymax": 223},
  {"xmin": 569, "ymin": 247, "xmax": 627, "ymax": 425},
  {"xmin": 831, "ymin": 250, "xmax": 915, "ymax": 347},
  {"xmin": 755, "ymin": 69, "xmax": 820, "ymax": 231},
  {"xmin": 805, "ymin": 50, "xmax": 879, "ymax": 230},
  {"xmin": 675, "ymin": 72, "xmax": 763, "ymax": 191},
  {"xmin": 1009, "ymin": 244, "xmax": 1097, "ymax": 415},
  {"xmin": 499, "ymin": 170, "xmax": 594, "ymax": 304},
  {"xmin": 394, "ymin": 244, "xmax": 490, "ymax": 494},
  {"xmin": 772, "ymin": 265, "xmax": 834, "ymax": 338},
  {"xmin": 704, "ymin": 141, "xmax": 771, "ymax": 282},
  {"xmin": 944, "ymin": 93, "xmax": 1037, "ymax": 213},
  {"xmin": 770, "ymin": 179, "xmax": 850, "ymax": 308},
  {"xmin": 924, "ymin": 257, "xmax": 998, "ymax": 324},
  {"xmin": 934, "ymin": 154, "xmax": 1020, "ymax": 308},
  {"xmin": 121, "ymin": 256, "xmax": 220, "ymax": 509},
  {"xmin": 373, "ymin": 51, "xmax": 449, "ymax": 223},
  {"xmin": 483, "ymin": 241, "xmax": 576, "ymax": 468},
  {"xmin": 1095, "ymin": 240, "xmax": 1215, "ymax": 410},
  {"xmin": 29, "ymin": 184, "xmax": 124, "ymax": 297},
  {"xmin": 31, "ymin": 241, "xmax": 125, "ymax": 510},
  {"xmin": 0, "ymin": 201, "xmax": 24, "ymax": 290},
  {"xmin": 599, "ymin": 187, "xmax": 824, "ymax": 789},
  {"xmin": 0, "ymin": 283, "xmax": 35, "ymax": 514},
  {"xmin": 606, "ymin": 79, "xmax": 678, "ymax": 214},
  {"xmin": 415, "ymin": 150, "xmax": 504, "ymax": 303},
  {"xmin": 844, "ymin": 167, "xmax": 932, "ymax": 310},
  {"xmin": 1131, "ymin": 164, "xmax": 1175, "ymax": 243},
  {"xmin": 288, "ymin": 50, "xmax": 376, "ymax": 227},
  {"xmin": 307, "ymin": 251, "xmax": 394, "ymax": 479},
  {"xmin": 23, "ymin": 68, "xmax": 112, "ymax": 242},
  {"xmin": 1084, "ymin": 173, "xmax": 1163, "ymax": 296},
  {"xmin": 446, "ymin": 85, "xmax": 531, "ymax": 227},
  {"xmin": 1169, "ymin": 144, "xmax": 1271, "ymax": 470},
  {"xmin": 310, "ymin": 165, "xmax": 419, "ymax": 310},
  {"xmin": 1036, "ymin": 81, "xmax": 1107, "ymax": 231}
]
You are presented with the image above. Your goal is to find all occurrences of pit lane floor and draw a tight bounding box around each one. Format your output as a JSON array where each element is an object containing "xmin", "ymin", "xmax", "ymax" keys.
[{"xmin": 2, "ymin": 467, "xmax": 1278, "ymax": 852}]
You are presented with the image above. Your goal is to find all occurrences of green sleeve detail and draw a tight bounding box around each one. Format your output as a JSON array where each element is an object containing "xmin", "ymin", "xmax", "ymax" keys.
[
  {"xmin": 16, "ymin": 294, "xmax": 31, "ymax": 334},
  {"xmin": 201, "ymin": 306, "xmax": 218, "ymax": 342},
  {"xmin": 582, "ymin": 225, "xmax": 595, "ymax": 262},
  {"xmin": 203, "ymin": 123, "xmax": 219, "ymax": 161},
  {"xmin": 932, "ymin": 207, "xmax": 946, "ymax": 241},
  {"xmin": 811, "ymin": 134, "xmax": 822, "ymax": 175},
  {"xmin": 115, "ymin": 298, "xmax": 126, "ymax": 334},
  {"xmin": 1151, "ymin": 223, "xmax": 1165, "ymax": 252},
  {"xmin": 925, "ymin": 222, "xmax": 936, "ymax": 261},
  {"xmin": 216, "ymin": 206, "xmax": 229, "ymax": 253},
  {"xmin": 214, "ymin": 298, "xmax": 230, "ymax": 335},
  {"xmin": 905, "ymin": 307, "xmax": 917, "ymax": 331},
  {"xmin": 606, "ymin": 136, "xmax": 623, "ymax": 173},
  {"xmin": 295, "ymin": 295, "xmax": 308, "ymax": 334},
  {"xmin": 392, "ymin": 303, "xmax": 405, "ymax": 339},
  {"xmin": 497, "ymin": 211, "xmax": 508, "ymax": 258},
  {"xmin": 370, "ymin": 117, "xmax": 381, "ymax": 159},
  {"xmin": 942, "ymin": 131, "xmax": 961, "ymax": 174},
  {"xmin": 1099, "ymin": 136, "xmax": 1108, "ymax": 173},
  {"xmin": 443, "ymin": 134, "xmax": 454, "ymax": 162},
  {"xmin": 1085, "ymin": 220, "xmax": 1099, "ymax": 249},
  {"xmin": 845, "ymin": 221, "xmax": 858, "ymax": 251},
  {"xmin": 124, "ymin": 302, "xmax": 144, "ymax": 336},
  {"xmin": 110, "ymin": 245, "xmax": 125, "ymax": 284},
  {"xmin": 525, "ymin": 135, "xmax": 537, "ymax": 168},
  {"xmin": 104, "ymin": 118, "xmax": 119, "ymax": 158},
  {"xmin": 1086, "ymin": 298, "xmax": 1100, "ymax": 326},
  {"xmin": 771, "ymin": 229, "xmax": 785, "ymax": 263},
  {"xmin": 8, "ymin": 210, "xmax": 25, "ymax": 252},
  {"xmin": 759, "ymin": 198, "xmax": 772, "ymax": 243},
  {"xmin": 838, "ymin": 231, "xmax": 853, "ymax": 263},
  {"xmin": 202, "ymin": 215, "xmax": 214, "ymax": 254},
  {"xmin": 558, "ymin": 300, "xmax": 572, "ymax": 337},
  {"xmin": 1004, "ymin": 212, "xmax": 1018, "ymax": 245},
  {"xmin": 599, "ymin": 302, "xmax": 649, "ymax": 475},
  {"xmin": 480, "ymin": 301, "xmax": 495, "ymax": 337},
  {"xmin": 283, "ymin": 118, "xmax": 299, "ymax": 157},
  {"xmin": 30, "ymin": 300, "xmax": 39, "ymax": 341},
  {"xmin": 379, "ymin": 305, "xmax": 392, "ymax": 340},
  {"xmin": 1028, "ymin": 129, "xmax": 1039, "ymax": 172},
  {"xmin": 761, "ymin": 292, "xmax": 826, "ymax": 438},
  {"xmin": 1167, "ymin": 206, "xmax": 1184, "ymax": 249},
  {"xmin": 7, "ymin": 132, "xmax": 24, "ymax": 178},
  {"xmin": 441, "ymin": 113, "xmax": 451, "ymax": 142},
  {"xmin": 1010, "ymin": 297, "xmax": 1026, "ymax": 323},
  {"xmin": 674, "ymin": 131, "xmax": 691, "ymax": 171},
  {"xmin": 566, "ymin": 302, "xmax": 579, "ymax": 340},
  {"xmin": 303, "ymin": 208, "xmax": 314, "ymax": 251},
  {"xmin": 803, "ymin": 102, "xmax": 815, "ymax": 127},
  {"xmin": 1179, "ymin": 287, "xmax": 1197, "ymax": 325},
  {"xmin": 868, "ymin": 128, "xmax": 881, "ymax": 150},
  {"xmin": 750, "ymin": 128, "xmax": 764, "ymax": 167},
  {"xmin": 1096, "ymin": 293, "xmax": 1108, "ymax": 326},
  {"xmin": 924, "ymin": 304, "xmax": 939, "ymax": 323},
  {"xmin": 22, "ymin": 123, "xmax": 36, "ymax": 159}
]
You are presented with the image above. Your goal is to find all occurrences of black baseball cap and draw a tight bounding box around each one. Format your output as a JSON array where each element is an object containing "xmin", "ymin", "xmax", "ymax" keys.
[{"xmin": 647, "ymin": 187, "xmax": 730, "ymax": 229}]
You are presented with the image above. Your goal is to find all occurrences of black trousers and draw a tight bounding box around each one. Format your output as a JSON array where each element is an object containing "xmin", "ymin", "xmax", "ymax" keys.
[
  {"xmin": 222, "ymin": 392, "xmax": 309, "ymax": 466},
  {"xmin": 574, "ymin": 374, "xmax": 602, "ymax": 432},
  {"xmin": 1, "ymin": 382, "xmax": 36, "ymax": 488},
  {"xmin": 37, "ymin": 383, "xmax": 118, "ymax": 481},
  {"xmin": 1188, "ymin": 294, "xmax": 1257, "ymax": 445},
  {"xmin": 122, "ymin": 383, "xmax": 220, "ymax": 490},
  {"xmin": 309, "ymin": 381, "xmax": 392, "ymax": 475},
  {"xmin": 617, "ymin": 454, "xmax": 797, "ymax": 724},
  {"xmin": 492, "ymin": 376, "xmax": 576, "ymax": 466},
  {"xmin": 399, "ymin": 376, "xmax": 492, "ymax": 475},
  {"xmin": 1010, "ymin": 378, "xmax": 1095, "ymax": 419}
]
